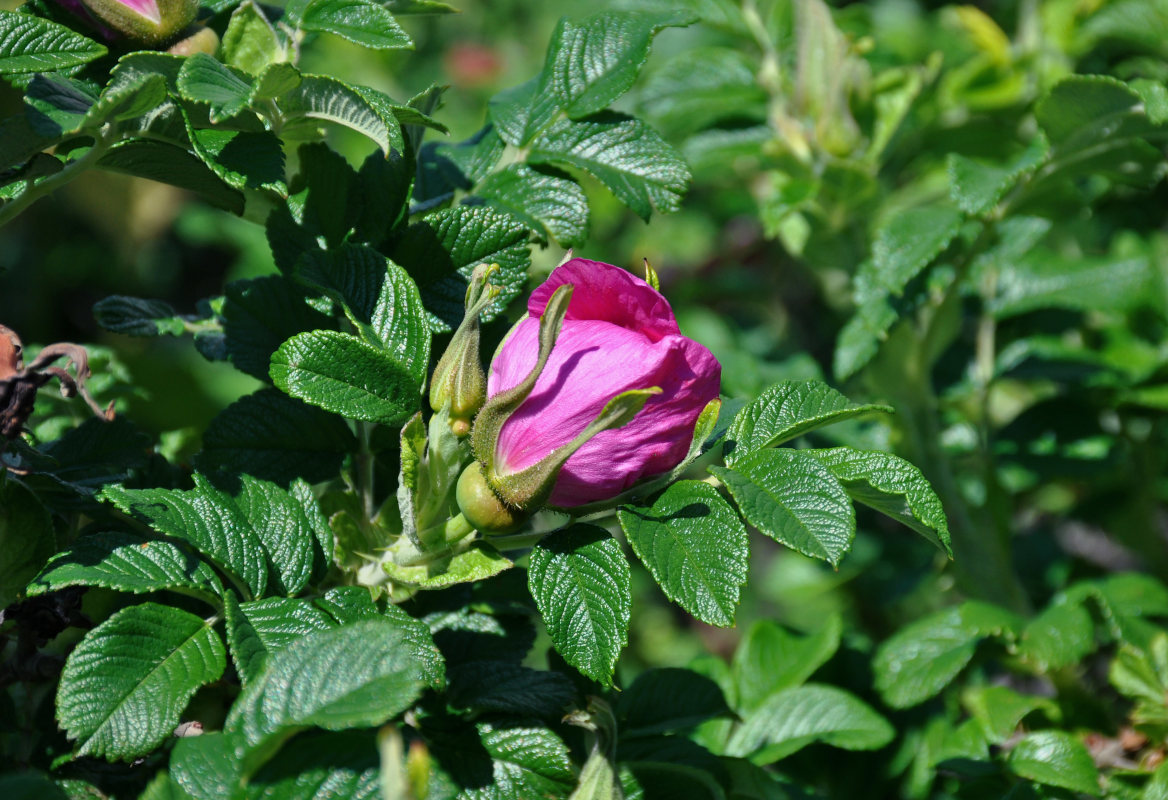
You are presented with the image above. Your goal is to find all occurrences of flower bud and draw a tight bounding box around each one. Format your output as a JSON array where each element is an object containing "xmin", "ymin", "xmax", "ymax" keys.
[
  {"xmin": 476, "ymin": 259, "xmax": 720, "ymax": 507},
  {"xmin": 166, "ymin": 24, "xmax": 220, "ymax": 56},
  {"xmin": 455, "ymin": 462, "xmax": 526, "ymax": 535},
  {"xmin": 429, "ymin": 263, "xmax": 499, "ymax": 436},
  {"xmin": 79, "ymin": 0, "xmax": 199, "ymax": 46}
]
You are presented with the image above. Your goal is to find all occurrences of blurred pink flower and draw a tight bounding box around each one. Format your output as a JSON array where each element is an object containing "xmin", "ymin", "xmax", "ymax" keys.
[{"xmin": 487, "ymin": 258, "xmax": 720, "ymax": 506}]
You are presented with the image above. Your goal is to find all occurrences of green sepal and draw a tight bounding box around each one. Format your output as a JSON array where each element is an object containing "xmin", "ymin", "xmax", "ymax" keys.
[
  {"xmin": 429, "ymin": 263, "xmax": 500, "ymax": 434},
  {"xmin": 471, "ymin": 282, "xmax": 573, "ymax": 476}
]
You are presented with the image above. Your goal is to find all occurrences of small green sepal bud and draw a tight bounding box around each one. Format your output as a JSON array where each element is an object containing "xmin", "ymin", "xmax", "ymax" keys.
[
  {"xmin": 455, "ymin": 463, "xmax": 527, "ymax": 535},
  {"xmin": 166, "ymin": 24, "xmax": 220, "ymax": 56},
  {"xmin": 429, "ymin": 263, "xmax": 500, "ymax": 435}
]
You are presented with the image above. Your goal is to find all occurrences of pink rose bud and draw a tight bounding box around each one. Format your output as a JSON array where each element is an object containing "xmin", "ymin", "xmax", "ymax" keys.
[
  {"xmin": 480, "ymin": 258, "xmax": 721, "ymax": 508},
  {"xmin": 73, "ymin": 0, "xmax": 198, "ymax": 45}
]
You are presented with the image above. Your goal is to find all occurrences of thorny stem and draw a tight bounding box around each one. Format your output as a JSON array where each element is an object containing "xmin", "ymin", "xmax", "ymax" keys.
[{"xmin": 357, "ymin": 421, "xmax": 376, "ymax": 520}]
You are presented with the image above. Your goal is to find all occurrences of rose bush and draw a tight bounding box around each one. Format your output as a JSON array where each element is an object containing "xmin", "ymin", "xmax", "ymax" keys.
[{"xmin": 483, "ymin": 258, "xmax": 721, "ymax": 507}]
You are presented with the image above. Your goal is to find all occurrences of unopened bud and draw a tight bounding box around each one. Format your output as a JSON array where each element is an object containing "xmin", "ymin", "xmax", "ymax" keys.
[
  {"xmin": 167, "ymin": 24, "xmax": 220, "ymax": 56},
  {"xmin": 455, "ymin": 462, "xmax": 526, "ymax": 535},
  {"xmin": 80, "ymin": 0, "xmax": 199, "ymax": 46},
  {"xmin": 428, "ymin": 264, "xmax": 499, "ymax": 435}
]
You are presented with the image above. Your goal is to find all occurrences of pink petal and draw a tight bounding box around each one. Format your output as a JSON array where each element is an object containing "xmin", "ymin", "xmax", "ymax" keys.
[
  {"xmin": 488, "ymin": 317, "xmax": 721, "ymax": 506},
  {"xmin": 118, "ymin": 0, "xmax": 161, "ymax": 22},
  {"xmin": 527, "ymin": 259, "xmax": 680, "ymax": 343}
]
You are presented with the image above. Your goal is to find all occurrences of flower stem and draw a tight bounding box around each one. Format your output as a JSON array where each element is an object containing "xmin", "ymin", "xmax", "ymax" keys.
[{"xmin": 0, "ymin": 136, "xmax": 112, "ymax": 228}]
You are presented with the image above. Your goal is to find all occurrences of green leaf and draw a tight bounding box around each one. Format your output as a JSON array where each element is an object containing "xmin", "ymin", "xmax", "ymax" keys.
[
  {"xmin": 428, "ymin": 721, "xmax": 575, "ymax": 800},
  {"xmin": 390, "ymin": 205, "xmax": 532, "ymax": 332},
  {"xmin": 1146, "ymin": 762, "xmax": 1168, "ymax": 800},
  {"xmin": 225, "ymin": 619, "xmax": 426, "ymax": 755},
  {"xmin": 296, "ymin": 245, "xmax": 431, "ymax": 385},
  {"xmin": 0, "ymin": 11, "xmax": 107, "ymax": 75},
  {"xmin": 28, "ymin": 531, "xmax": 222, "ymax": 605},
  {"xmin": 281, "ymin": 75, "xmax": 396, "ymax": 153},
  {"xmin": 528, "ymin": 524, "xmax": 631, "ymax": 686},
  {"xmin": 710, "ymin": 449, "xmax": 856, "ymax": 566},
  {"xmin": 24, "ymin": 73, "xmax": 94, "ymax": 137},
  {"xmin": 250, "ymin": 62, "xmax": 302, "ymax": 102},
  {"xmin": 488, "ymin": 76, "xmax": 561, "ymax": 148},
  {"xmin": 806, "ymin": 447, "xmax": 952, "ymax": 556},
  {"xmin": 382, "ymin": 541, "xmax": 513, "ymax": 589},
  {"xmin": 638, "ymin": 47, "xmax": 768, "ymax": 138},
  {"xmin": 528, "ymin": 113, "xmax": 691, "ymax": 220},
  {"xmin": 97, "ymin": 140, "xmax": 244, "ymax": 214},
  {"xmin": 103, "ymin": 473, "xmax": 323, "ymax": 598},
  {"xmin": 221, "ymin": 1, "xmax": 284, "ymax": 76},
  {"xmin": 725, "ymin": 684, "xmax": 895, "ymax": 764},
  {"xmin": 225, "ymin": 588, "xmax": 442, "ymax": 689},
  {"xmin": 197, "ymin": 389, "xmax": 356, "ymax": 486},
  {"xmin": 0, "ymin": 772, "xmax": 70, "ymax": 800},
  {"xmin": 92, "ymin": 296, "xmax": 186, "ymax": 337},
  {"xmin": 170, "ymin": 731, "xmax": 243, "ymax": 800},
  {"xmin": 447, "ymin": 661, "xmax": 575, "ymax": 718},
  {"xmin": 1017, "ymin": 598, "xmax": 1096, "ymax": 671},
  {"xmin": 0, "ymin": 477, "xmax": 56, "ymax": 608},
  {"xmin": 84, "ymin": 58, "xmax": 168, "ymax": 129},
  {"xmin": 475, "ymin": 164, "xmax": 590, "ymax": 248},
  {"xmin": 731, "ymin": 616, "xmax": 842, "ymax": 713},
  {"xmin": 298, "ymin": 0, "xmax": 412, "ymax": 50},
  {"xmin": 617, "ymin": 480, "xmax": 748, "ymax": 628},
  {"xmin": 870, "ymin": 205, "xmax": 965, "ymax": 296},
  {"xmin": 616, "ymin": 668, "xmax": 732, "ymax": 736},
  {"xmin": 270, "ymin": 329, "xmax": 421, "ymax": 425},
  {"xmin": 872, "ymin": 601, "xmax": 1021, "ymax": 708},
  {"xmin": 246, "ymin": 729, "xmax": 380, "ymax": 800},
  {"xmin": 723, "ymin": 380, "xmax": 892, "ymax": 466},
  {"xmin": 177, "ymin": 54, "xmax": 255, "ymax": 124},
  {"xmin": 991, "ymin": 247, "xmax": 1158, "ymax": 319},
  {"xmin": 220, "ymin": 275, "xmax": 333, "ymax": 381},
  {"xmin": 545, "ymin": 10, "xmax": 695, "ymax": 117},
  {"xmin": 1007, "ymin": 731, "xmax": 1102, "ymax": 796},
  {"xmin": 1035, "ymin": 75, "xmax": 1142, "ymax": 145},
  {"xmin": 947, "ymin": 139, "xmax": 1048, "ymax": 216},
  {"xmin": 962, "ymin": 686, "xmax": 1057, "ymax": 745},
  {"xmin": 57, "ymin": 603, "xmax": 226, "ymax": 760},
  {"xmin": 188, "ymin": 125, "xmax": 286, "ymax": 194}
]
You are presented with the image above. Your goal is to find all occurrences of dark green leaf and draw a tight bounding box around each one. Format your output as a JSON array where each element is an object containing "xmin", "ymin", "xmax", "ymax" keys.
[
  {"xmin": 528, "ymin": 524, "xmax": 631, "ymax": 686},
  {"xmin": 1035, "ymin": 75, "xmax": 1142, "ymax": 145},
  {"xmin": 806, "ymin": 447, "xmax": 952, "ymax": 556},
  {"xmin": 723, "ymin": 380, "xmax": 891, "ymax": 466},
  {"xmin": 617, "ymin": 480, "xmax": 748, "ymax": 627},
  {"xmin": 447, "ymin": 661, "xmax": 575, "ymax": 717},
  {"xmin": 947, "ymin": 139, "xmax": 1048, "ymax": 216},
  {"xmin": 270, "ymin": 329, "xmax": 421, "ymax": 424},
  {"xmin": 1007, "ymin": 731, "xmax": 1101, "ymax": 796},
  {"xmin": 638, "ymin": 47, "xmax": 767, "ymax": 137},
  {"xmin": 382, "ymin": 542, "xmax": 513, "ymax": 589},
  {"xmin": 225, "ymin": 619, "xmax": 426, "ymax": 753},
  {"xmin": 28, "ymin": 531, "xmax": 222, "ymax": 605},
  {"xmin": 0, "ymin": 11, "xmax": 107, "ymax": 74},
  {"xmin": 869, "ymin": 205, "xmax": 965, "ymax": 296},
  {"xmin": 873, "ymin": 602, "xmax": 1021, "ymax": 708},
  {"xmin": 221, "ymin": 1, "xmax": 284, "ymax": 76},
  {"xmin": 390, "ymin": 204, "xmax": 531, "ymax": 332},
  {"xmin": 528, "ymin": 112, "xmax": 690, "ymax": 220},
  {"xmin": 57, "ymin": 603, "xmax": 226, "ymax": 760},
  {"xmin": 298, "ymin": 0, "xmax": 413, "ymax": 50},
  {"xmin": 221, "ymin": 275, "xmax": 335, "ymax": 382},
  {"xmin": 177, "ymin": 53, "xmax": 255, "ymax": 124},
  {"xmin": 92, "ymin": 296, "xmax": 186, "ymax": 337},
  {"xmin": 428, "ymin": 721, "xmax": 575, "ymax": 800},
  {"xmin": 962, "ymin": 686, "xmax": 1057, "ymax": 745},
  {"xmin": 0, "ymin": 477, "xmax": 56, "ymax": 608},
  {"xmin": 711, "ymin": 449, "xmax": 855, "ymax": 566},
  {"xmin": 726, "ymin": 684, "xmax": 894, "ymax": 764},
  {"xmin": 616, "ymin": 668, "xmax": 732, "ymax": 736},
  {"xmin": 474, "ymin": 164, "xmax": 589, "ymax": 248},
  {"xmin": 488, "ymin": 75, "xmax": 560, "ymax": 148},
  {"xmin": 545, "ymin": 10, "xmax": 696, "ymax": 117},
  {"xmin": 188, "ymin": 125, "xmax": 286, "ymax": 194},
  {"xmin": 1017, "ymin": 599, "xmax": 1096, "ymax": 671},
  {"xmin": 246, "ymin": 729, "xmax": 380, "ymax": 800},
  {"xmin": 731, "ymin": 616, "xmax": 842, "ymax": 713},
  {"xmin": 281, "ymin": 74, "xmax": 396, "ymax": 153},
  {"xmin": 97, "ymin": 140, "xmax": 244, "ymax": 214},
  {"xmin": 197, "ymin": 389, "xmax": 356, "ymax": 486}
]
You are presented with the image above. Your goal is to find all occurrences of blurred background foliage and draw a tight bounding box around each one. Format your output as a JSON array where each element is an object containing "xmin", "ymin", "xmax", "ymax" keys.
[{"xmin": 6, "ymin": 0, "xmax": 1168, "ymax": 754}]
